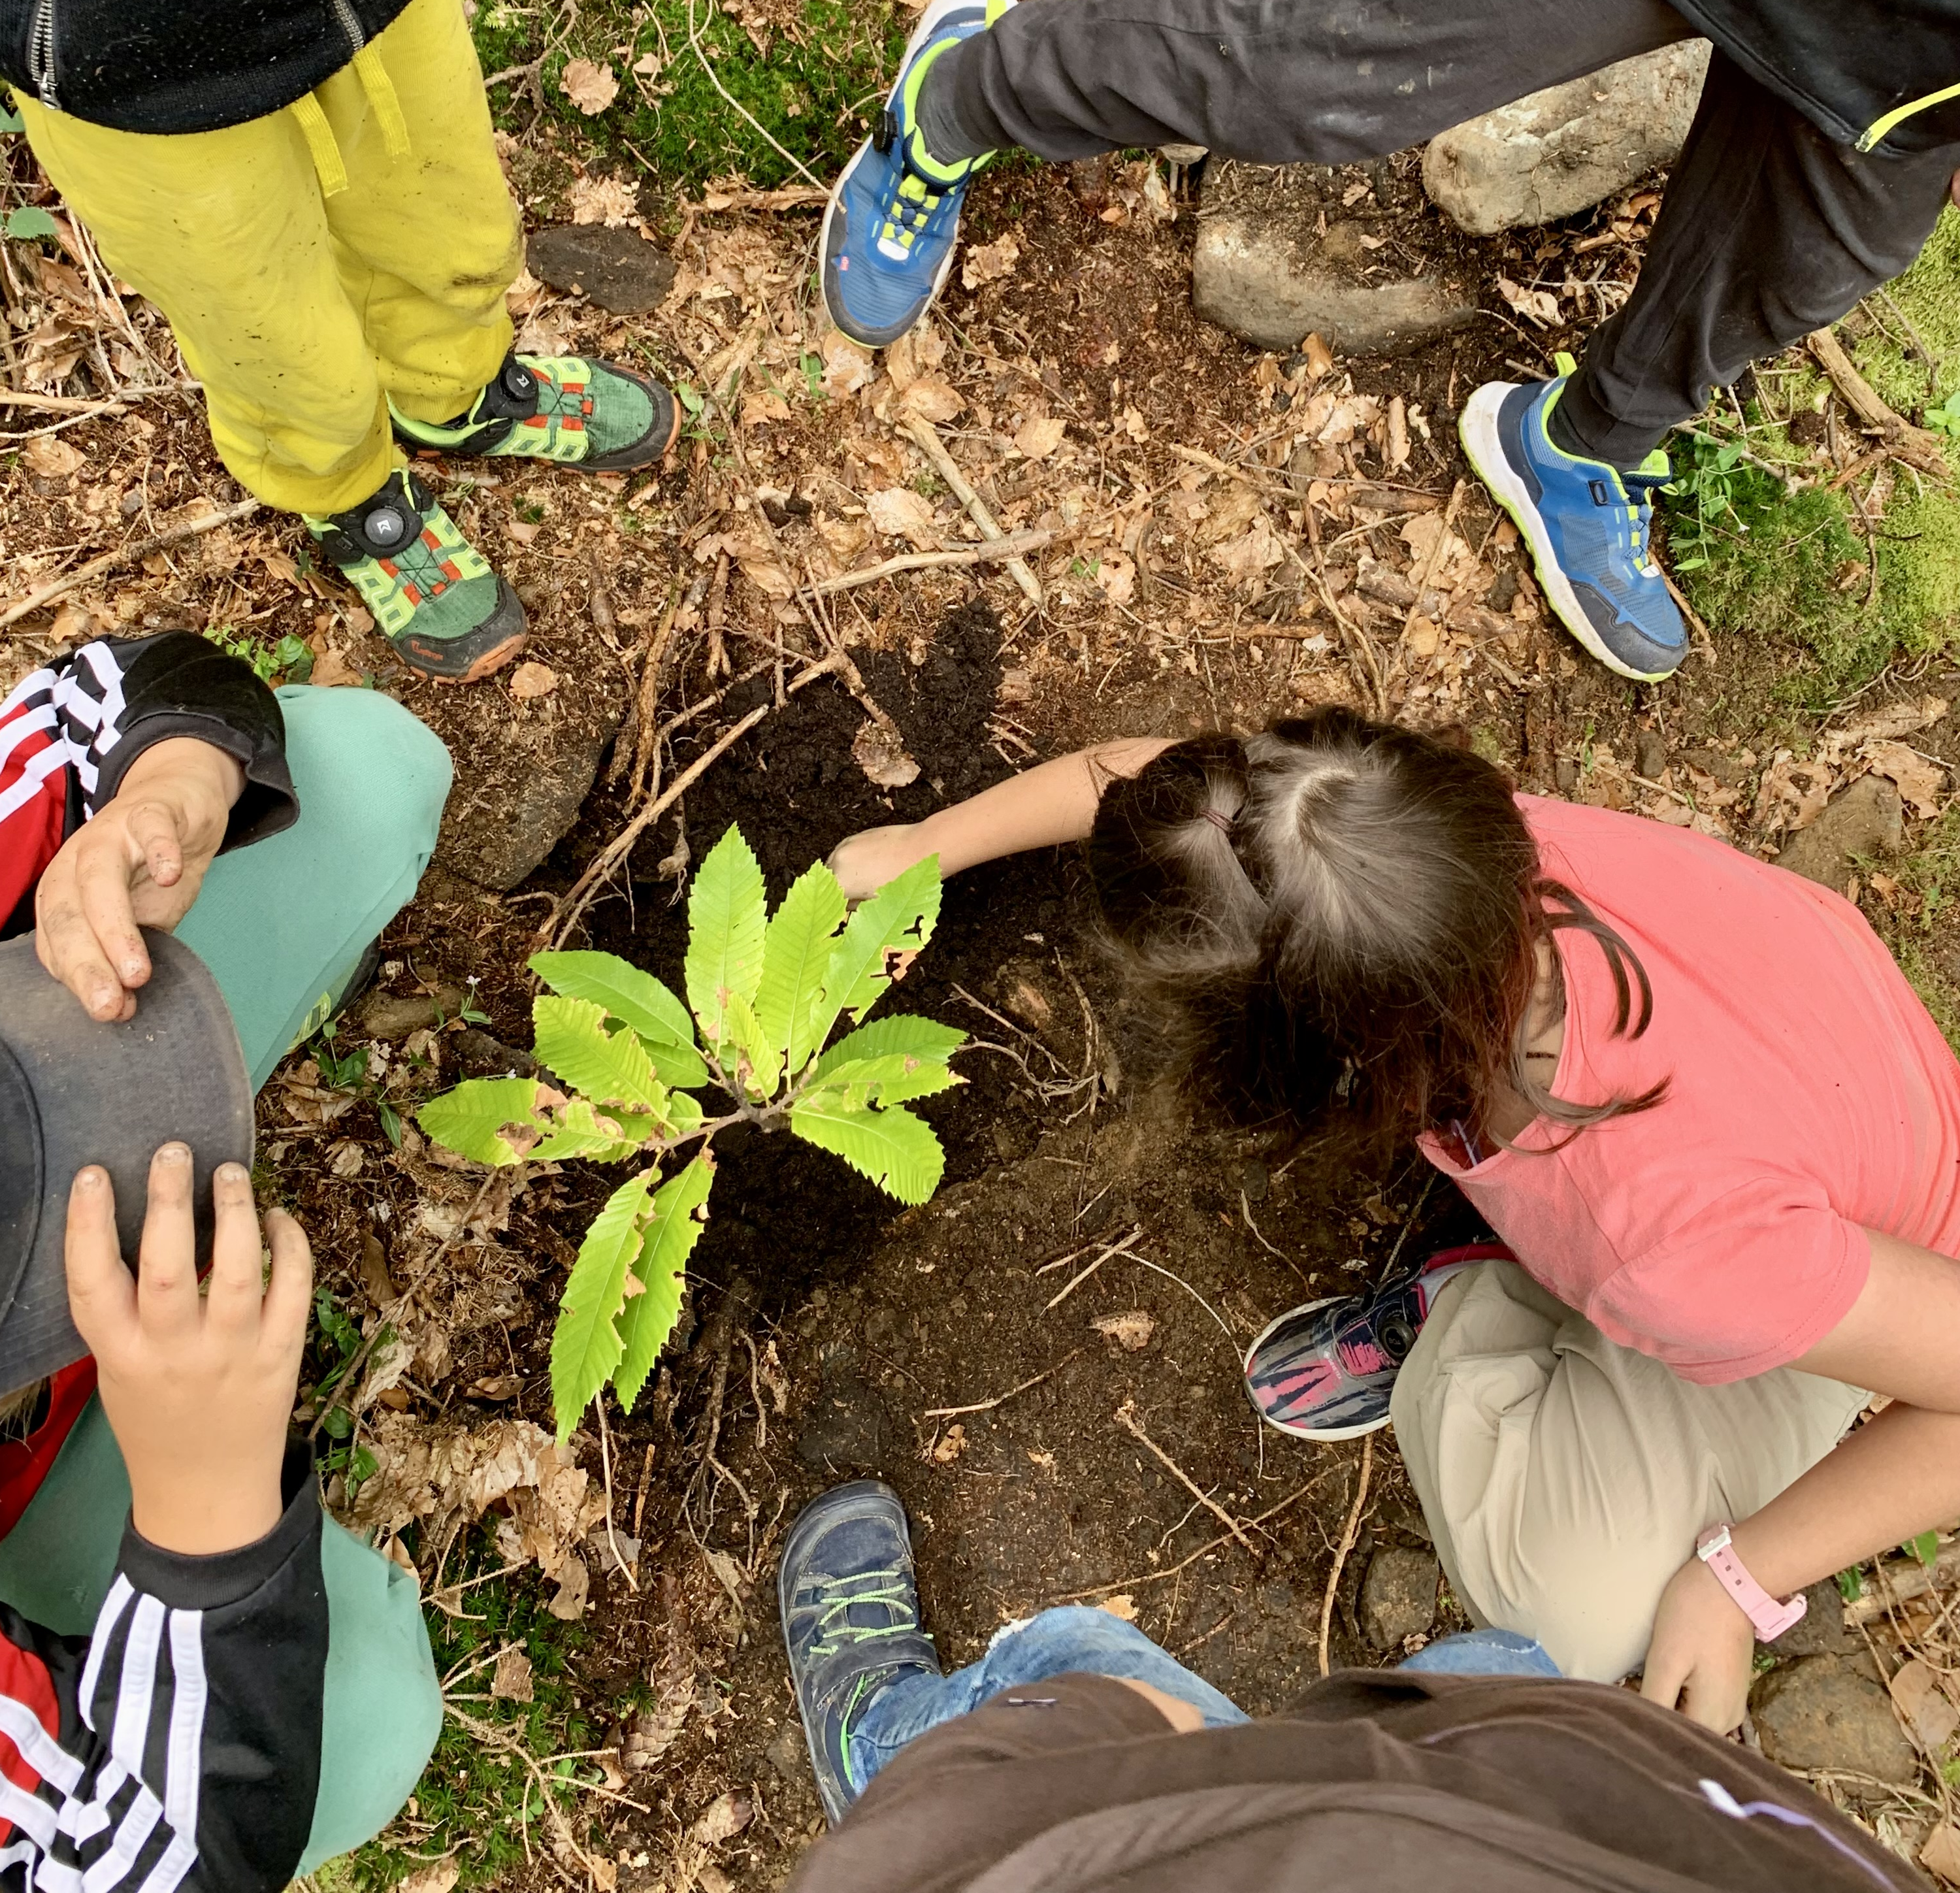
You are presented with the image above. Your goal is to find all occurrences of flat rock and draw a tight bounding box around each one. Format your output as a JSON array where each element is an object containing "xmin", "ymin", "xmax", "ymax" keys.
[
  {"xmin": 1776, "ymin": 776, "xmax": 1904, "ymax": 895},
  {"xmin": 1193, "ymin": 211, "xmax": 1475, "ymax": 354},
  {"xmin": 1362, "ymin": 1546, "xmax": 1441, "ymax": 1649},
  {"xmin": 1422, "ymin": 42, "xmax": 1711, "ymax": 235},
  {"xmin": 527, "ymin": 225, "xmax": 676, "ymax": 314},
  {"xmin": 353, "ymin": 985, "xmax": 465, "ymax": 1042},
  {"xmin": 1777, "ymin": 1579, "xmax": 1856, "ymax": 1657},
  {"xmin": 1750, "ymin": 1653, "xmax": 1919, "ymax": 1783},
  {"xmin": 438, "ymin": 700, "xmax": 621, "ymax": 893}
]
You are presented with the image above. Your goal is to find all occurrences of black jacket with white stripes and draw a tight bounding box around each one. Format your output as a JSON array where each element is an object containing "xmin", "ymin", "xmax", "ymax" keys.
[{"xmin": 0, "ymin": 635, "xmax": 323, "ymax": 1890}]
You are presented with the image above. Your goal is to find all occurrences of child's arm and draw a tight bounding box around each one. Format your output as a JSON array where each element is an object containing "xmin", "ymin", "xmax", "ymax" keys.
[{"xmin": 830, "ymin": 736, "xmax": 1172, "ymax": 899}]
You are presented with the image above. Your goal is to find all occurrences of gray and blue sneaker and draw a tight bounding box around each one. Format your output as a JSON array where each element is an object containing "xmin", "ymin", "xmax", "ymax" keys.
[
  {"xmin": 1243, "ymin": 1243, "xmax": 1508, "ymax": 1440},
  {"xmin": 819, "ymin": 0, "xmax": 1013, "ymax": 348},
  {"xmin": 779, "ymin": 1479, "xmax": 940, "ymax": 1824},
  {"xmin": 1458, "ymin": 361, "xmax": 1688, "ymax": 683}
]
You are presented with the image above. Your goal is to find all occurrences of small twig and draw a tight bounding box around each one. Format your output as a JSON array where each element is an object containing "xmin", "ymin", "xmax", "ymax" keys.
[
  {"xmin": 684, "ymin": 0, "xmax": 823, "ymax": 187},
  {"xmin": 1874, "ymin": 287, "xmax": 1940, "ymax": 398},
  {"xmin": 924, "ymin": 1349, "xmax": 1083, "ymax": 1418},
  {"xmin": 1399, "ymin": 478, "xmax": 1465, "ymax": 647},
  {"xmin": 1, "ymin": 497, "xmax": 261, "ymax": 629},
  {"xmin": 1317, "ymin": 1434, "xmax": 1374, "ymax": 1677},
  {"xmin": 1806, "ymin": 327, "xmax": 1950, "ymax": 480},
  {"xmin": 593, "ymin": 1395, "xmax": 640, "ymax": 1594},
  {"xmin": 1044, "ymin": 1225, "xmax": 1145, "ymax": 1311},
  {"xmin": 0, "ymin": 384, "xmax": 186, "ymax": 412},
  {"xmin": 630, "ymin": 1441, "xmax": 657, "ymax": 1541},
  {"xmin": 900, "ymin": 416, "xmax": 1044, "ymax": 606},
  {"xmin": 1115, "ymin": 1397, "xmax": 1256, "ymax": 1554},
  {"xmin": 806, "ymin": 528, "xmax": 1053, "ymax": 597},
  {"xmin": 691, "ymin": 184, "xmax": 830, "ymax": 212}
]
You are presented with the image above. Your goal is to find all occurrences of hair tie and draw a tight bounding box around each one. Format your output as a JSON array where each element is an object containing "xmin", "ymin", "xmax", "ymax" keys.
[{"xmin": 1201, "ymin": 808, "xmax": 1235, "ymax": 833}]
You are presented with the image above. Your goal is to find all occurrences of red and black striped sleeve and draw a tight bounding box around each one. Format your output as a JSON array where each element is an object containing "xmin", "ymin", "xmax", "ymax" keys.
[{"xmin": 0, "ymin": 634, "xmax": 298, "ymax": 938}]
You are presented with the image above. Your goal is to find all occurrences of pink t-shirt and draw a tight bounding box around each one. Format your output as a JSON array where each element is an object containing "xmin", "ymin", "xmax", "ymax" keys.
[{"xmin": 1420, "ymin": 795, "xmax": 1960, "ymax": 1385}]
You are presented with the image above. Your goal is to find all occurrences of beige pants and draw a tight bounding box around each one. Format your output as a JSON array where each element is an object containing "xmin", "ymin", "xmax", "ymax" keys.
[{"xmin": 1390, "ymin": 1260, "xmax": 1865, "ymax": 1683}]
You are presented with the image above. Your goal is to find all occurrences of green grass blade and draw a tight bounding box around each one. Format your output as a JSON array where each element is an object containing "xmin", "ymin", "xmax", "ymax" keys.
[
  {"xmin": 417, "ymin": 1077, "xmax": 547, "ymax": 1166},
  {"xmin": 685, "ymin": 826, "xmax": 768, "ymax": 1045},
  {"xmin": 534, "ymin": 995, "xmax": 670, "ymax": 1113},
  {"xmin": 789, "ymin": 1095, "xmax": 945, "ymax": 1203},
  {"xmin": 614, "ymin": 1156, "xmax": 715, "ymax": 1411},
  {"xmin": 549, "ymin": 1171, "xmax": 653, "ymax": 1438},
  {"xmin": 806, "ymin": 856, "xmax": 941, "ymax": 1054},
  {"xmin": 757, "ymin": 861, "xmax": 849, "ymax": 1078}
]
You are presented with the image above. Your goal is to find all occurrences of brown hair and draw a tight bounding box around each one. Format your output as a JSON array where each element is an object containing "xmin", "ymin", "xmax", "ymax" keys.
[{"xmin": 1086, "ymin": 708, "xmax": 1665, "ymax": 1153}]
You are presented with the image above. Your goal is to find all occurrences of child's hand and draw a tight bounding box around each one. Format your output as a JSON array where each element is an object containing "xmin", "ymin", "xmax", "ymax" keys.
[
  {"xmin": 829, "ymin": 823, "xmax": 933, "ymax": 901},
  {"xmin": 1639, "ymin": 1553, "xmax": 1756, "ymax": 1734},
  {"xmin": 65, "ymin": 1145, "xmax": 312, "ymax": 1556}
]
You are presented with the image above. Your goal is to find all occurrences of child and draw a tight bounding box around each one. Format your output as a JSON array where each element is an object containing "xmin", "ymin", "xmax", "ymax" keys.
[
  {"xmin": 4, "ymin": 0, "xmax": 679, "ymax": 683},
  {"xmin": 819, "ymin": 0, "xmax": 1960, "ymax": 683},
  {"xmin": 829, "ymin": 708, "xmax": 1960, "ymax": 1733},
  {"xmin": 0, "ymin": 629, "xmax": 453, "ymax": 1882}
]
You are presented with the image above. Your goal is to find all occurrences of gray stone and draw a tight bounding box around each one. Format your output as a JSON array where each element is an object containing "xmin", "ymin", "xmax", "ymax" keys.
[
  {"xmin": 1776, "ymin": 776, "xmax": 1905, "ymax": 895},
  {"xmin": 1422, "ymin": 42, "xmax": 1712, "ymax": 236},
  {"xmin": 527, "ymin": 225, "xmax": 677, "ymax": 314},
  {"xmin": 1361, "ymin": 1546, "xmax": 1440, "ymax": 1649},
  {"xmin": 353, "ymin": 985, "xmax": 465, "ymax": 1042},
  {"xmin": 1778, "ymin": 1580, "xmax": 1857, "ymax": 1657},
  {"xmin": 1750, "ymin": 1653, "xmax": 1919, "ymax": 1783},
  {"xmin": 1192, "ymin": 212, "xmax": 1475, "ymax": 355},
  {"xmin": 441, "ymin": 707, "xmax": 619, "ymax": 892}
]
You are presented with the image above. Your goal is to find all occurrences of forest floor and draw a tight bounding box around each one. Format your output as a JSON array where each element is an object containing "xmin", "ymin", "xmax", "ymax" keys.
[{"xmin": 3, "ymin": 8, "xmax": 1960, "ymax": 1889}]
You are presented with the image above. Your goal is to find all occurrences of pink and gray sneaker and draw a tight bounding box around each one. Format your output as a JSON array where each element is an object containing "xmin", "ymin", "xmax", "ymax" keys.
[{"xmin": 1243, "ymin": 1242, "xmax": 1512, "ymax": 1440}]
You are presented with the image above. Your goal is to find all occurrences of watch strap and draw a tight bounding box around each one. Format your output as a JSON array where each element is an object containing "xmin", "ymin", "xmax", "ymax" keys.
[{"xmin": 1696, "ymin": 1523, "xmax": 1807, "ymax": 1642}]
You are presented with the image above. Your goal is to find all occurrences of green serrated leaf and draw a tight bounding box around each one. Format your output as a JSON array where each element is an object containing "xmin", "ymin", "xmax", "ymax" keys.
[
  {"xmin": 615, "ymin": 1156, "xmax": 715, "ymax": 1410},
  {"xmin": 534, "ymin": 995, "xmax": 670, "ymax": 1114},
  {"xmin": 789, "ymin": 1095, "xmax": 945, "ymax": 1204},
  {"xmin": 720, "ymin": 988, "xmax": 783, "ymax": 1098},
  {"xmin": 811, "ymin": 1013, "xmax": 967, "ymax": 1081},
  {"xmin": 803, "ymin": 1056, "xmax": 960, "ymax": 1110},
  {"xmin": 549, "ymin": 1172, "xmax": 653, "ymax": 1438},
  {"xmin": 685, "ymin": 827, "xmax": 768, "ymax": 1044},
  {"xmin": 527, "ymin": 951, "xmax": 708, "ymax": 1087},
  {"xmin": 806, "ymin": 856, "xmax": 942, "ymax": 1053},
  {"xmin": 3, "ymin": 206, "xmax": 57, "ymax": 241},
  {"xmin": 417, "ymin": 1077, "xmax": 545, "ymax": 1166},
  {"xmin": 757, "ymin": 861, "xmax": 849, "ymax": 1076},
  {"xmin": 530, "ymin": 1096, "xmax": 648, "ymax": 1164}
]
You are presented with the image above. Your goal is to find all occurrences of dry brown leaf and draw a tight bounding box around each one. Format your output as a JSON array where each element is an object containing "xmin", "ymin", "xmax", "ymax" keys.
[
  {"xmin": 398, "ymin": 1862, "xmax": 461, "ymax": 1893},
  {"xmin": 1862, "ymin": 740, "xmax": 1946, "ymax": 819},
  {"xmin": 1092, "ymin": 552, "xmax": 1136, "ymax": 606},
  {"xmin": 566, "ymin": 174, "xmax": 638, "ymax": 227},
  {"xmin": 1300, "ymin": 331, "xmax": 1335, "ymax": 379},
  {"xmin": 885, "ymin": 323, "xmax": 947, "ymax": 392},
  {"xmin": 327, "ymin": 1138, "xmax": 365, "ymax": 1179},
  {"xmin": 1923, "ymin": 1822, "xmax": 1960, "ymax": 1887},
  {"xmin": 932, "ymin": 1422, "xmax": 968, "ymax": 1464},
  {"xmin": 1752, "ymin": 750, "xmax": 1835, "ymax": 836},
  {"xmin": 1099, "ymin": 1594, "xmax": 1139, "ymax": 1622},
  {"xmin": 1013, "ymin": 415, "xmax": 1068, "ymax": 460},
  {"xmin": 547, "ymin": 1553, "xmax": 591, "ymax": 1621},
  {"xmin": 866, "ymin": 486, "xmax": 939, "ymax": 546},
  {"xmin": 961, "ymin": 233, "xmax": 1021, "ymax": 290},
  {"xmin": 559, "ymin": 58, "xmax": 619, "ymax": 113},
  {"xmin": 491, "ymin": 1645, "xmax": 536, "ymax": 1702},
  {"xmin": 1397, "ymin": 512, "xmax": 1474, "ymax": 582},
  {"xmin": 1210, "ymin": 516, "xmax": 1285, "ymax": 587},
  {"xmin": 821, "ymin": 329, "xmax": 876, "ymax": 396},
  {"xmin": 509, "ymin": 661, "xmax": 559, "ymax": 700},
  {"xmin": 898, "ymin": 374, "xmax": 966, "ymax": 425},
  {"xmin": 1093, "ymin": 1310, "xmax": 1156, "ymax": 1351},
  {"xmin": 1822, "ymin": 695, "xmax": 1948, "ymax": 758},
  {"xmin": 1889, "ymin": 1657, "xmax": 1959, "ymax": 1753},
  {"xmin": 22, "ymin": 436, "xmax": 84, "ymax": 480},
  {"xmin": 1495, "ymin": 275, "xmax": 1559, "ymax": 327},
  {"xmin": 691, "ymin": 1792, "xmax": 754, "ymax": 1849},
  {"xmin": 853, "ymin": 717, "xmax": 922, "ymax": 789},
  {"xmin": 310, "ymin": 647, "xmax": 364, "ymax": 689}
]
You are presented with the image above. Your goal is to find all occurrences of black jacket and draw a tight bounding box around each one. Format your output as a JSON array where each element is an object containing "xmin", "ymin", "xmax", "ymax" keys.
[{"xmin": 0, "ymin": 0, "xmax": 412, "ymax": 135}]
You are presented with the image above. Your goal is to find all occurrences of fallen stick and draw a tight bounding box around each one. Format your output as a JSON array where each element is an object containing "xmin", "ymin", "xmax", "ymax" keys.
[
  {"xmin": 1806, "ymin": 327, "xmax": 1950, "ymax": 480},
  {"xmin": 0, "ymin": 387, "xmax": 159, "ymax": 413},
  {"xmin": 1844, "ymin": 1541, "xmax": 1960, "ymax": 1626},
  {"xmin": 694, "ymin": 184, "xmax": 830, "ymax": 212},
  {"xmin": 1317, "ymin": 1433, "xmax": 1374, "ymax": 1677},
  {"xmin": 1399, "ymin": 478, "xmax": 1466, "ymax": 646},
  {"xmin": 901, "ymin": 416, "xmax": 1045, "ymax": 606},
  {"xmin": 1044, "ymin": 1225, "xmax": 1146, "ymax": 1311},
  {"xmin": 1115, "ymin": 1396, "xmax": 1256, "ymax": 1555},
  {"xmin": 1354, "ymin": 562, "xmax": 1518, "ymax": 643},
  {"xmin": 806, "ymin": 527, "xmax": 1053, "ymax": 598},
  {"xmin": 924, "ymin": 1349, "xmax": 1083, "ymax": 1419},
  {"xmin": 0, "ymin": 496, "xmax": 262, "ymax": 630}
]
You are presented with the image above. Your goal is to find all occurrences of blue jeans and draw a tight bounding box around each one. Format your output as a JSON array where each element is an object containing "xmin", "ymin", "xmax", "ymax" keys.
[{"xmin": 849, "ymin": 1609, "xmax": 1560, "ymax": 1792}]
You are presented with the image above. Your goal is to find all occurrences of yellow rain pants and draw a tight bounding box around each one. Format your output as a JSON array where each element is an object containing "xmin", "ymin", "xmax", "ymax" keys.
[{"xmin": 12, "ymin": 0, "xmax": 522, "ymax": 516}]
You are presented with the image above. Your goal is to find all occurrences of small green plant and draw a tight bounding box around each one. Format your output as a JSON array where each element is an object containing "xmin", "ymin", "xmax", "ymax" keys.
[
  {"xmin": 1925, "ymin": 389, "xmax": 1960, "ymax": 438},
  {"xmin": 1661, "ymin": 431, "xmax": 1775, "ymax": 573},
  {"xmin": 418, "ymin": 828, "xmax": 964, "ymax": 1438},
  {"xmin": 3, "ymin": 206, "xmax": 57, "ymax": 242},
  {"xmin": 203, "ymin": 623, "xmax": 316, "ymax": 685},
  {"xmin": 308, "ymin": 1289, "xmax": 381, "ymax": 1498}
]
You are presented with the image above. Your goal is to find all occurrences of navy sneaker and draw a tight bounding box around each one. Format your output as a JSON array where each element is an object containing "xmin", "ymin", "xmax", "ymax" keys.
[
  {"xmin": 1243, "ymin": 1243, "xmax": 1510, "ymax": 1440},
  {"xmin": 1458, "ymin": 365, "xmax": 1688, "ymax": 682},
  {"xmin": 820, "ymin": 0, "xmax": 1011, "ymax": 348},
  {"xmin": 779, "ymin": 1480, "xmax": 939, "ymax": 1824}
]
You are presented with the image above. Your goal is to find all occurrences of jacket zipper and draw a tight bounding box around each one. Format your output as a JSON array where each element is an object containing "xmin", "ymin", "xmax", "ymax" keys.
[
  {"xmin": 328, "ymin": 0, "xmax": 366, "ymax": 54},
  {"xmin": 25, "ymin": 0, "xmax": 57, "ymax": 109},
  {"xmin": 1859, "ymin": 77, "xmax": 1960, "ymax": 151}
]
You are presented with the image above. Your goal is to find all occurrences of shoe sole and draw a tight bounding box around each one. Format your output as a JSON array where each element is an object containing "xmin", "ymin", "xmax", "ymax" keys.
[
  {"xmin": 406, "ymin": 628, "xmax": 528, "ymax": 685},
  {"xmin": 1240, "ymin": 1296, "xmax": 1393, "ymax": 1443},
  {"xmin": 1458, "ymin": 384, "xmax": 1677, "ymax": 686}
]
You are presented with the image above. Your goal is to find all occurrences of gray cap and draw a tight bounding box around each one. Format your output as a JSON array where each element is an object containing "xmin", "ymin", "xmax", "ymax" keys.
[{"xmin": 0, "ymin": 930, "xmax": 252, "ymax": 1399}]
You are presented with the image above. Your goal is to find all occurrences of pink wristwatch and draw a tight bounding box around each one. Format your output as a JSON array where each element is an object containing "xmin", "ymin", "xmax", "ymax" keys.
[{"xmin": 1695, "ymin": 1523, "xmax": 1807, "ymax": 1641}]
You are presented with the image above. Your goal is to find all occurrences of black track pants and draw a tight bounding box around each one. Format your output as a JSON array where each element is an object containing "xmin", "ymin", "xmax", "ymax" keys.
[{"xmin": 930, "ymin": 0, "xmax": 1959, "ymax": 459}]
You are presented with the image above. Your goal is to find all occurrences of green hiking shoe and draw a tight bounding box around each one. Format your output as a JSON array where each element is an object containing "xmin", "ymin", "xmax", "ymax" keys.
[
  {"xmin": 391, "ymin": 352, "xmax": 681, "ymax": 471},
  {"xmin": 306, "ymin": 468, "xmax": 527, "ymax": 684}
]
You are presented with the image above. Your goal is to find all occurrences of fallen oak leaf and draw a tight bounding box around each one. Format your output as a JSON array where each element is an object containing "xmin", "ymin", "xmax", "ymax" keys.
[
  {"xmin": 1013, "ymin": 415, "xmax": 1067, "ymax": 461},
  {"xmin": 559, "ymin": 58, "xmax": 619, "ymax": 114}
]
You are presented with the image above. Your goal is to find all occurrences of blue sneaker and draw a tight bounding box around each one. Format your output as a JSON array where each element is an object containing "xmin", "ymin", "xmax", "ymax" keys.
[
  {"xmin": 820, "ymin": 0, "xmax": 1010, "ymax": 348},
  {"xmin": 779, "ymin": 1480, "xmax": 940, "ymax": 1824},
  {"xmin": 1243, "ymin": 1243, "xmax": 1509, "ymax": 1440},
  {"xmin": 1458, "ymin": 367, "xmax": 1688, "ymax": 682}
]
